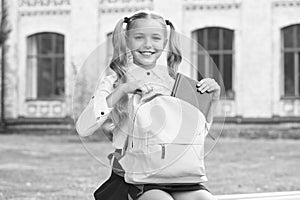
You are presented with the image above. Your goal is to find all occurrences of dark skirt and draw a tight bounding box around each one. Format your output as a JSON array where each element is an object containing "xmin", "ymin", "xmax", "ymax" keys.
[{"xmin": 94, "ymin": 171, "xmax": 209, "ymax": 200}]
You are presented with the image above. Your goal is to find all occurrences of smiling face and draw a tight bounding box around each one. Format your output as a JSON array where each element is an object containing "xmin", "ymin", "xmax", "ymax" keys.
[{"xmin": 126, "ymin": 18, "xmax": 167, "ymax": 70}]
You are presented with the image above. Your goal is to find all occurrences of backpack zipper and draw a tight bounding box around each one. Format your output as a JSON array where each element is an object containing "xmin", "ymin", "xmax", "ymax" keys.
[
  {"xmin": 147, "ymin": 143, "xmax": 203, "ymax": 160},
  {"xmin": 161, "ymin": 144, "xmax": 165, "ymax": 159}
]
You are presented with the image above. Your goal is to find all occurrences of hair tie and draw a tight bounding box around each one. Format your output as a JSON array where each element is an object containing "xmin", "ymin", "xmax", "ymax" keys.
[
  {"xmin": 124, "ymin": 17, "xmax": 130, "ymax": 23},
  {"xmin": 165, "ymin": 19, "xmax": 171, "ymax": 26}
]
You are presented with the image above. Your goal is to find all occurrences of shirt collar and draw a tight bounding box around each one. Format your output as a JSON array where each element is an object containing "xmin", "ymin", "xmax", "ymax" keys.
[{"xmin": 127, "ymin": 62, "xmax": 171, "ymax": 80}]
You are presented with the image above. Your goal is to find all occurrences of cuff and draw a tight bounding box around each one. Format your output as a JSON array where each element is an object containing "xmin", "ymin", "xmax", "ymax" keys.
[{"xmin": 93, "ymin": 92, "xmax": 113, "ymax": 122}]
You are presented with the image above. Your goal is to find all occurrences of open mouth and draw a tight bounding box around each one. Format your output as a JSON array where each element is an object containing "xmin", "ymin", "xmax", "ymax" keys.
[{"xmin": 138, "ymin": 51, "xmax": 156, "ymax": 56}]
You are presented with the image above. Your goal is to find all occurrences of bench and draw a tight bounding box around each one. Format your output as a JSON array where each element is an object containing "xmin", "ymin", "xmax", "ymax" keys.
[{"xmin": 216, "ymin": 191, "xmax": 300, "ymax": 200}]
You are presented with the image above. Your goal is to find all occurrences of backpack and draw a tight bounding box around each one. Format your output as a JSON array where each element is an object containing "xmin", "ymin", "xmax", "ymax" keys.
[{"xmin": 118, "ymin": 94, "xmax": 210, "ymax": 184}]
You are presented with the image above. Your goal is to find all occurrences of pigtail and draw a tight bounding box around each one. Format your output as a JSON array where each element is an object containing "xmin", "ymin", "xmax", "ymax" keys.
[
  {"xmin": 110, "ymin": 18, "xmax": 128, "ymax": 82},
  {"xmin": 166, "ymin": 20, "xmax": 182, "ymax": 79},
  {"xmin": 101, "ymin": 18, "xmax": 130, "ymax": 139}
]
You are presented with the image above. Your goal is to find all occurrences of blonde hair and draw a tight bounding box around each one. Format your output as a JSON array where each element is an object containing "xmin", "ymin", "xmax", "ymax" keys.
[{"xmin": 102, "ymin": 11, "xmax": 182, "ymax": 140}]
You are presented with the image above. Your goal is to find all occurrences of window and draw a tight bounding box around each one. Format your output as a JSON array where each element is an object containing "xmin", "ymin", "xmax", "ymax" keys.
[
  {"xmin": 27, "ymin": 33, "xmax": 65, "ymax": 99},
  {"xmin": 282, "ymin": 24, "xmax": 300, "ymax": 98},
  {"xmin": 192, "ymin": 27, "xmax": 234, "ymax": 98}
]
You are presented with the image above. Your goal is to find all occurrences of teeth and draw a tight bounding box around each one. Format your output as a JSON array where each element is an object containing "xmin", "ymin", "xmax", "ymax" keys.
[
  {"xmin": 141, "ymin": 52, "xmax": 152, "ymax": 56},
  {"xmin": 140, "ymin": 51, "xmax": 154, "ymax": 56}
]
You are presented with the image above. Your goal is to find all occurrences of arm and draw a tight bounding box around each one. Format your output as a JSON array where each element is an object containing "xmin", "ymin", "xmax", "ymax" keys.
[
  {"xmin": 106, "ymin": 84, "xmax": 127, "ymax": 108},
  {"xmin": 76, "ymin": 75, "xmax": 116, "ymax": 137},
  {"xmin": 196, "ymin": 78, "xmax": 221, "ymax": 123},
  {"xmin": 76, "ymin": 76, "xmax": 147, "ymax": 137},
  {"xmin": 196, "ymin": 78, "xmax": 220, "ymax": 139}
]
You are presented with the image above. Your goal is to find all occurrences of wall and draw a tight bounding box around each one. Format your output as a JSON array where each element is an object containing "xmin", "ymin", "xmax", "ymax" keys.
[{"xmin": 2, "ymin": 0, "xmax": 300, "ymax": 123}]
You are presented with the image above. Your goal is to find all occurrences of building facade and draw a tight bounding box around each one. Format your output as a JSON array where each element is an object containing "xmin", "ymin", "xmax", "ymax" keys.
[{"xmin": 1, "ymin": 0, "xmax": 300, "ymax": 129}]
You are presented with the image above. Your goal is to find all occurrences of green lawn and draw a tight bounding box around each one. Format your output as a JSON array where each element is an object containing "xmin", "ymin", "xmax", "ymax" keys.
[
  {"xmin": 0, "ymin": 134, "xmax": 299, "ymax": 199},
  {"xmin": 204, "ymin": 138, "xmax": 300, "ymax": 194}
]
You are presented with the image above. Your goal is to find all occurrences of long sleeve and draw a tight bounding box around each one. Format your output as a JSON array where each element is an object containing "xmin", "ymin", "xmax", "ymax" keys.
[{"xmin": 76, "ymin": 74, "xmax": 117, "ymax": 137}]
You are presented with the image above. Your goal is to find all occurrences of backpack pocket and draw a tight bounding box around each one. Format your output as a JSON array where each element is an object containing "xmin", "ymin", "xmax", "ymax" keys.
[{"xmin": 120, "ymin": 141, "xmax": 206, "ymax": 184}]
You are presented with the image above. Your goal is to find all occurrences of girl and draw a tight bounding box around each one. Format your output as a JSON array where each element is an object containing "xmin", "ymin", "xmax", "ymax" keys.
[{"xmin": 76, "ymin": 10, "xmax": 220, "ymax": 200}]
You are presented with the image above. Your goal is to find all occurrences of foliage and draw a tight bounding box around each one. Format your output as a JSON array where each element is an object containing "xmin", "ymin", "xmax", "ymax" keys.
[{"xmin": 0, "ymin": 0, "xmax": 11, "ymax": 46}]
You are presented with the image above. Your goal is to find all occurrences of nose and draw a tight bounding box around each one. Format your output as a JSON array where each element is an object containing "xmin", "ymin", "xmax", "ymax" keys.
[{"xmin": 144, "ymin": 37, "xmax": 152, "ymax": 49}]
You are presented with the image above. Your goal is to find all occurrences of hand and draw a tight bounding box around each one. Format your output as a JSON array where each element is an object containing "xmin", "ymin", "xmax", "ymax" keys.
[
  {"xmin": 107, "ymin": 80, "xmax": 148, "ymax": 108},
  {"xmin": 196, "ymin": 78, "xmax": 221, "ymax": 100},
  {"xmin": 122, "ymin": 80, "xmax": 152, "ymax": 95}
]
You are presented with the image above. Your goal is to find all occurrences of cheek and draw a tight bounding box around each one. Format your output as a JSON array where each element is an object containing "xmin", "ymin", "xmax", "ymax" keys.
[
  {"xmin": 127, "ymin": 37, "xmax": 144, "ymax": 50},
  {"xmin": 127, "ymin": 41, "xmax": 135, "ymax": 51},
  {"xmin": 126, "ymin": 38, "xmax": 136, "ymax": 50},
  {"xmin": 155, "ymin": 40, "xmax": 166, "ymax": 50}
]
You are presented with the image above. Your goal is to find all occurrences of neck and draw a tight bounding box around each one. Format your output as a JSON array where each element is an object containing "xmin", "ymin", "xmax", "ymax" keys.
[{"xmin": 133, "ymin": 60, "xmax": 156, "ymax": 70}]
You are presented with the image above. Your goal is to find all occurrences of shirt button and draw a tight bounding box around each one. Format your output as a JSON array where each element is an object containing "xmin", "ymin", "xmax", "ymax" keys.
[
  {"xmin": 101, "ymin": 112, "xmax": 105, "ymax": 115},
  {"xmin": 146, "ymin": 72, "xmax": 150, "ymax": 76}
]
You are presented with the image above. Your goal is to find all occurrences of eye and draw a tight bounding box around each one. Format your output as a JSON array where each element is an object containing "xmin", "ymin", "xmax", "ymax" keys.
[
  {"xmin": 134, "ymin": 35, "xmax": 143, "ymax": 40},
  {"xmin": 153, "ymin": 36, "xmax": 162, "ymax": 41}
]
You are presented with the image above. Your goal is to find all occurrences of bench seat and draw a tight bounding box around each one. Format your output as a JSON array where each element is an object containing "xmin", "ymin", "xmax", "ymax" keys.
[{"xmin": 216, "ymin": 191, "xmax": 300, "ymax": 200}]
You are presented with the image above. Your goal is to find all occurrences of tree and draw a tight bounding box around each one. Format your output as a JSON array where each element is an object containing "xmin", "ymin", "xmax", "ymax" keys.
[{"xmin": 0, "ymin": 0, "xmax": 11, "ymax": 128}]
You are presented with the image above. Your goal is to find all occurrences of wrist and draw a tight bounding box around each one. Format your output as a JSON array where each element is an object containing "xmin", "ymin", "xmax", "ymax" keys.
[
  {"xmin": 211, "ymin": 97, "xmax": 220, "ymax": 101},
  {"xmin": 211, "ymin": 90, "xmax": 220, "ymax": 101}
]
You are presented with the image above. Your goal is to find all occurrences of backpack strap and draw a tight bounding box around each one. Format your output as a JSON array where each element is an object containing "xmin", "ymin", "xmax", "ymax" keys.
[{"xmin": 107, "ymin": 149, "xmax": 125, "ymax": 176}]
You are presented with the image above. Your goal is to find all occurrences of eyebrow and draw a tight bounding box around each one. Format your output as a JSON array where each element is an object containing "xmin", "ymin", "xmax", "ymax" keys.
[
  {"xmin": 133, "ymin": 33, "xmax": 144, "ymax": 35},
  {"xmin": 152, "ymin": 33, "xmax": 163, "ymax": 36},
  {"xmin": 131, "ymin": 32, "xmax": 164, "ymax": 37}
]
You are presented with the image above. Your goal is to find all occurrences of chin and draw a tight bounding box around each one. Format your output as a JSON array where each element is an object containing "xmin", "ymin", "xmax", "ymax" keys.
[
  {"xmin": 134, "ymin": 58, "xmax": 156, "ymax": 67},
  {"xmin": 140, "ymin": 62, "xmax": 156, "ymax": 68}
]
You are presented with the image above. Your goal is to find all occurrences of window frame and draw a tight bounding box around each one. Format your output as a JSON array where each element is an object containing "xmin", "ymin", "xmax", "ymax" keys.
[
  {"xmin": 26, "ymin": 32, "xmax": 65, "ymax": 100},
  {"xmin": 281, "ymin": 24, "xmax": 300, "ymax": 99},
  {"xmin": 192, "ymin": 27, "xmax": 235, "ymax": 100}
]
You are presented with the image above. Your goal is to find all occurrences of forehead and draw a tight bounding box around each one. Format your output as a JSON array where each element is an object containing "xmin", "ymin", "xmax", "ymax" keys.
[{"xmin": 127, "ymin": 18, "xmax": 166, "ymax": 35}]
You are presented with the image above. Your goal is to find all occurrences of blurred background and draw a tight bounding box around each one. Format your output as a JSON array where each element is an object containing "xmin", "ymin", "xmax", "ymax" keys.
[
  {"xmin": 0, "ymin": 0, "xmax": 299, "ymax": 199},
  {"xmin": 1, "ymin": 0, "xmax": 300, "ymax": 130}
]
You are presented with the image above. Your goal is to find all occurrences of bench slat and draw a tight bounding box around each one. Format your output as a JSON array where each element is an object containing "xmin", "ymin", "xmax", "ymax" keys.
[{"xmin": 216, "ymin": 191, "xmax": 300, "ymax": 200}]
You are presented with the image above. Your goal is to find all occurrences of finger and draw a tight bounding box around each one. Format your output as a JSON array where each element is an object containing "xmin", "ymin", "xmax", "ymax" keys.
[
  {"xmin": 144, "ymin": 84, "xmax": 150, "ymax": 92},
  {"xmin": 197, "ymin": 82, "xmax": 207, "ymax": 91},
  {"xmin": 135, "ymin": 81, "xmax": 146, "ymax": 90},
  {"xmin": 203, "ymin": 85, "xmax": 210, "ymax": 93},
  {"xmin": 196, "ymin": 79, "xmax": 206, "ymax": 87},
  {"xmin": 145, "ymin": 84, "xmax": 154, "ymax": 93},
  {"xmin": 198, "ymin": 84, "xmax": 210, "ymax": 93},
  {"xmin": 206, "ymin": 81, "xmax": 218, "ymax": 90},
  {"xmin": 139, "ymin": 84, "xmax": 147, "ymax": 91},
  {"xmin": 201, "ymin": 79, "xmax": 213, "ymax": 86},
  {"xmin": 197, "ymin": 78, "xmax": 214, "ymax": 88},
  {"xmin": 207, "ymin": 85, "xmax": 217, "ymax": 92},
  {"xmin": 140, "ymin": 84, "xmax": 152, "ymax": 94}
]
